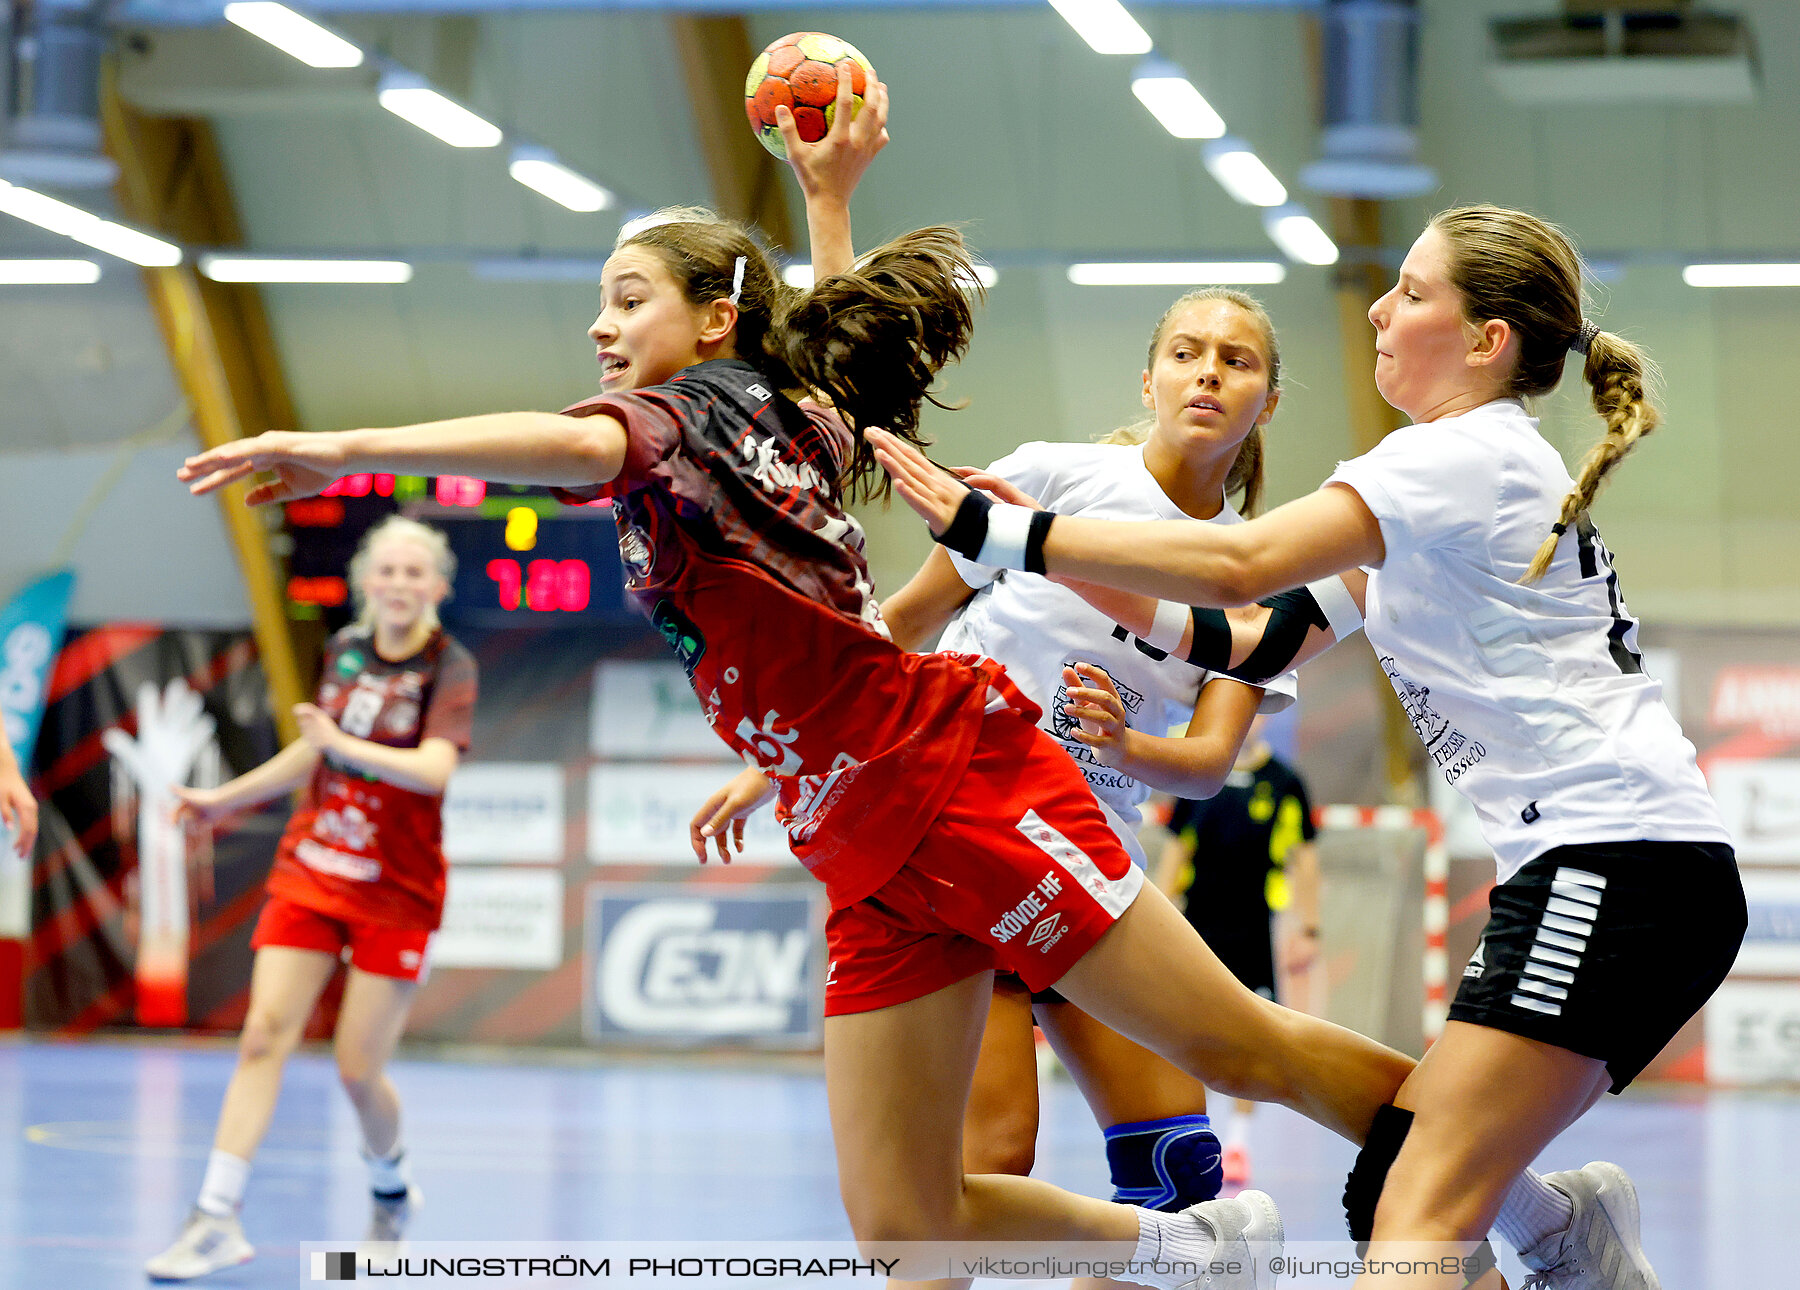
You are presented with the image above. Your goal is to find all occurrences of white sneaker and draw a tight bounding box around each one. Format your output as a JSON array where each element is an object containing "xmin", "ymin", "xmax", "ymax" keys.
[
  {"xmin": 144, "ymin": 1207, "xmax": 254, "ymax": 1281},
  {"xmin": 360, "ymin": 1185, "xmax": 421, "ymax": 1264},
  {"xmin": 1517, "ymin": 1162, "xmax": 1660, "ymax": 1290},
  {"xmin": 1183, "ymin": 1189, "xmax": 1284, "ymax": 1289},
  {"xmin": 367, "ymin": 1185, "xmax": 420, "ymax": 1242}
]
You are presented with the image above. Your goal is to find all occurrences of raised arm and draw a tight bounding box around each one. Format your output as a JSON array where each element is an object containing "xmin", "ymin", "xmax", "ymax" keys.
[
  {"xmin": 778, "ymin": 64, "xmax": 890, "ymax": 281},
  {"xmin": 178, "ymin": 412, "xmax": 627, "ymax": 506}
]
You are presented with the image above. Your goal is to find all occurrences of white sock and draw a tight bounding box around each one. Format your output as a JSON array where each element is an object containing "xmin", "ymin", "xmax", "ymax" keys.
[
  {"xmin": 364, "ymin": 1143, "xmax": 410, "ymax": 1198},
  {"xmin": 1132, "ymin": 1205, "xmax": 1220, "ymax": 1289},
  {"xmin": 196, "ymin": 1149, "xmax": 250, "ymax": 1217},
  {"xmin": 1493, "ymin": 1168, "xmax": 1574, "ymax": 1252}
]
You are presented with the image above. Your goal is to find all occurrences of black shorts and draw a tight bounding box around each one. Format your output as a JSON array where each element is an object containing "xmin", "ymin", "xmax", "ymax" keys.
[{"xmin": 1449, "ymin": 840, "xmax": 1744, "ymax": 1092}]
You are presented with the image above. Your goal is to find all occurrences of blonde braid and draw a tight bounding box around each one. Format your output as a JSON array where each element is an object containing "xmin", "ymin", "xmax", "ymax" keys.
[{"xmin": 1522, "ymin": 329, "xmax": 1662, "ymax": 583}]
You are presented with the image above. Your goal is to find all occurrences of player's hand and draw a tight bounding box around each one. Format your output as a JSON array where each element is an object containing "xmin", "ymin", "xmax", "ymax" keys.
[
  {"xmin": 690, "ymin": 767, "xmax": 777, "ymax": 864},
  {"xmin": 777, "ymin": 63, "xmax": 889, "ymax": 206},
  {"xmin": 170, "ymin": 783, "xmax": 231, "ymax": 830},
  {"xmin": 0, "ymin": 770, "xmax": 37, "ymax": 859},
  {"xmin": 1062, "ymin": 662, "xmax": 1131, "ymax": 767},
  {"xmin": 955, "ymin": 470, "xmax": 1044, "ymax": 511},
  {"xmin": 293, "ymin": 703, "xmax": 344, "ymax": 754},
  {"xmin": 1280, "ymin": 924, "xmax": 1320, "ymax": 978},
  {"xmin": 865, "ymin": 428, "xmax": 968, "ymax": 536},
  {"xmin": 178, "ymin": 431, "xmax": 350, "ymax": 505}
]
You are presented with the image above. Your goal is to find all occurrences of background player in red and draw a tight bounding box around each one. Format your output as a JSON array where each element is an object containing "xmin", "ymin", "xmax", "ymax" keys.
[
  {"xmin": 1156, "ymin": 715, "xmax": 1322, "ymax": 1188},
  {"xmin": 146, "ymin": 516, "xmax": 477, "ymax": 1281},
  {"xmin": 175, "ymin": 76, "xmax": 1426, "ymax": 1289}
]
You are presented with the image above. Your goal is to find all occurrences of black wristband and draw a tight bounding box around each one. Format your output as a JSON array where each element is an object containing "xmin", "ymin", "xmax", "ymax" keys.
[
  {"xmin": 1022, "ymin": 510, "xmax": 1055, "ymax": 575},
  {"xmin": 934, "ymin": 489, "xmax": 993, "ymax": 561}
]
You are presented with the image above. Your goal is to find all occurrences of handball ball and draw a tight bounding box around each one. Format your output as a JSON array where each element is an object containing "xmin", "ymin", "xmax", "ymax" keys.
[{"xmin": 744, "ymin": 32, "xmax": 875, "ymax": 159}]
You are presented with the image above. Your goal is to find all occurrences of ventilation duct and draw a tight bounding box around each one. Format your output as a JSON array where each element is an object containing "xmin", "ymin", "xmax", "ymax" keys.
[
  {"xmin": 2, "ymin": 0, "xmax": 117, "ymax": 188},
  {"xmin": 1300, "ymin": 0, "xmax": 1436, "ymax": 201}
]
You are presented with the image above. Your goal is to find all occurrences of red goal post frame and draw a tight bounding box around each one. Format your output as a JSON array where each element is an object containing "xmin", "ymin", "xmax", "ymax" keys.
[{"xmin": 1313, "ymin": 805, "xmax": 1449, "ymax": 1047}]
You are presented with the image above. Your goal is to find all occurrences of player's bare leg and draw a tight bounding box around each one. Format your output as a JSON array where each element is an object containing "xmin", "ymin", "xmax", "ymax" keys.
[
  {"xmin": 1353, "ymin": 1023, "xmax": 1610, "ymax": 1289},
  {"xmin": 1052, "ymin": 883, "xmax": 1413, "ymax": 1144},
  {"xmin": 213, "ymin": 947, "xmax": 340, "ymax": 1160}
]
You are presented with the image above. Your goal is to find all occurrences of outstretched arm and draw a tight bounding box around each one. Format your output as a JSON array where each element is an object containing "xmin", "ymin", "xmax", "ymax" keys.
[
  {"xmin": 179, "ymin": 412, "xmax": 627, "ymax": 505},
  {"xmin": 868, "ymin": 426, "xmax": 1384, "ymax": 605}
]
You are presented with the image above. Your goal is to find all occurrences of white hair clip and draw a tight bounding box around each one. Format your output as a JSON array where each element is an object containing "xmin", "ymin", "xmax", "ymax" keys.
[{"xmin": 729, "ymin": 255, "xmax": 747, "ymax": 306}]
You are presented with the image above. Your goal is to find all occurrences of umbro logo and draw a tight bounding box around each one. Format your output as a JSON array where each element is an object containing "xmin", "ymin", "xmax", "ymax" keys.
[{"xmin": 1027, "ymin": 914, "xmax": 1063, "ymax": 948}]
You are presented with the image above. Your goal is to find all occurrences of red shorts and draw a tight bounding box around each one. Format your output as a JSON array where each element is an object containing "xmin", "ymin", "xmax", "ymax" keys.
[
  {"xmin": 250, "ymin": 896, "xmax": 433, "ymax": 983},
  {"xmin": 823, "ymin": 710, "xmax": 1143, "ymax": 1016}
]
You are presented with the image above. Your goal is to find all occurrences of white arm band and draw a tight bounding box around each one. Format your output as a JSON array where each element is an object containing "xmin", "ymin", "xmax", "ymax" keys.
[
  {"xmin": 1307, "ymin": 574, "xmax": 1364, "ymax": 641},
  {"xmin": 1143, "ymin": 599, "xmax": 1190, "ymax": 653},
  {"xmin": 975, "ymin": 505, "xmax": 1034, "ymax": 570}
]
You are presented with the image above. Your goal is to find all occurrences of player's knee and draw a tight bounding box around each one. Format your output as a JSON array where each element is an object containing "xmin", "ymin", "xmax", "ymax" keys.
[
  {"xmin": 1343, "ymin": 1103, "xmax": 1414, "ymax": 1240},
  {"xmin": 1105, "ymin": 1115, "xmax": 1222, "ymax": 1210},
  {"xmin": 963, "ymin": 1105, "xmax": 1037, "ymax": 1177},
  {"xmin": 335, "ymin": 1050, "xmax": 381, "ymax": 1100},
  {"xmin": 238, "ymin": 1009, "xmax": 300, "ymax": 1064}
]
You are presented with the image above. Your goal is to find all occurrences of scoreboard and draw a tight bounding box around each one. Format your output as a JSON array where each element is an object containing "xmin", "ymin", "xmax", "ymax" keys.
[{"xmin": 283, "ymin": 473, "xmax": 630, "ymax": 631}]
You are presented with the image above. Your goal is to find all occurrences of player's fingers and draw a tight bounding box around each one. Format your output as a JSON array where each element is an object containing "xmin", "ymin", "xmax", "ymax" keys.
[
  {"xmin": 186, "ymin": 460, "xmax": 259, "ymax": 497},
  {"xmin": 832, "ymin": 61, "xmax": 856, "ymax": 132},
  {"xmin": 732, "ymin": 818, "xmax": 747, "ymax": 853},
  {"xmin": 774, "ymin": 103, "xmax": 804, "ymax": 156}
]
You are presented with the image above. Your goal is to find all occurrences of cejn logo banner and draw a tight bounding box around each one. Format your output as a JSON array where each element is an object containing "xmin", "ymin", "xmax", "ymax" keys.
[{"xmin": 583, "ymin": 885, "xmax": 823, "ymax": 1047}]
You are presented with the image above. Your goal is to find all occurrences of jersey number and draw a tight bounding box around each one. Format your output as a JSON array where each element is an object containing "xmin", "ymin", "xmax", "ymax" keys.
[{"xmin": 1575, "ymin": 515, "xmax": 1643, "ymax": 675}]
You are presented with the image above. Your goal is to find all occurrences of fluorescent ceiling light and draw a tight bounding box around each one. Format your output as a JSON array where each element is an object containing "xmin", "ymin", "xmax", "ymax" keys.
[
  {"xmin": 1203, "ymin": 141, "xmax": 1288, "ymax": 207},
  {"xmin": 378, "ymin": 77, "xmax": 502, "ymax": 148},
  {"xmin": 1130, "ymin": 71, "xmax": 1226, "ymax": 140},
  {"xmin": 223, "ymin": 2, "xmax": 363, "ymax": 69},
  {"xmin": 1263, "ymin": 209, "xmax": 1339, "ymax": 266},
  {"xmin": 509, "ymin": 151, "xmax": 613, "ymax": 212},
  {"xmin": 1682, "ymin": 263, "xmax": 1800, "ymax": 288},
  {"xmin": 1047, "ymin": 0, "xmax": 1152, "ymax": 56},
  {"xmin": 784, "ymin": 263, "xmax": 997, "ymax": 291},
  {"xmin": 0, "ymin": 181, "xmax": 181, "ymax": 266},
  {"xmin": 1068, "ymin": 262, "xmax": 1286, "ymax": 286},
  {"xmin": 0, "ymin": 259, "xmax": 101, "ymax": 284},
  {"xmin": 201, "ymin": 256, "xmax": 413, "ymax": 283}
]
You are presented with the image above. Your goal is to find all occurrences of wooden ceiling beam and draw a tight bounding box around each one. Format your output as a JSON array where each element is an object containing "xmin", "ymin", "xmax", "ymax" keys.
[
  {"xmin": 101, "ymin": 64, "xmax": 311, "ymax": 739},
  {"xmin": 667, "ymin": 15, "xmax": 797, "ymax": 250}
]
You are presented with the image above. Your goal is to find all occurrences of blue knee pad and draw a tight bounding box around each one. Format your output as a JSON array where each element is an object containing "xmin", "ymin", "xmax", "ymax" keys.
[{"xmin": 1103, "ymin": 1114, "xmax": 1223, "ymax": 1212}]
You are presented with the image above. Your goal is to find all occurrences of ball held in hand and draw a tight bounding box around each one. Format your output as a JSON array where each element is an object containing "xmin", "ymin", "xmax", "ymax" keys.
[{"xmin": 744, "ymin": 32, "xmax": 875, "ymax": 159}]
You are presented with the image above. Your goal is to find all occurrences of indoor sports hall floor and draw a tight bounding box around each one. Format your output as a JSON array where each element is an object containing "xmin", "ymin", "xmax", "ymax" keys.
[{"xmin": 4, "ymin": 1038, "xmax": 1794, "ymax": 1288}]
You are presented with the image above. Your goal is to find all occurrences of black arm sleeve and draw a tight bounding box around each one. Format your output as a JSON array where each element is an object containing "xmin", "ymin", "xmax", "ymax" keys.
[{"xmin": 1182, "ymin": 586, "xmax": 1329, "ymax": 684}]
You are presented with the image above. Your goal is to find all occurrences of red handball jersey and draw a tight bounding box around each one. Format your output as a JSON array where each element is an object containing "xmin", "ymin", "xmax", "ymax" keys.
[
  {"xmin": 557, "ymin": 359, "xmax": 1028, "ymax": 908},
  {"xmin": 266, "ymin": 627, "xmax": 478, "ymax": 931}
]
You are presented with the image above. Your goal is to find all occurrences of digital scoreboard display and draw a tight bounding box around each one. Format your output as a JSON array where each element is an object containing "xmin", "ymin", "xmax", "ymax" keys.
[{"xmin": 283, "ymin": 473, "xmax": 630, "ymax": 631}]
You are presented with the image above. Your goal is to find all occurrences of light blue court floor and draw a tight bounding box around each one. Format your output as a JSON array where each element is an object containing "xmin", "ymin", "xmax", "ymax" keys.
[{"xmin": 2, "ymin": 1038, "xmax": 1796, "ymax": 1288}]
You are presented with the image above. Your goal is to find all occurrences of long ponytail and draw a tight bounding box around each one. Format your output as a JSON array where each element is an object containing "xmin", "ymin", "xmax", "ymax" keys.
[
  {"xmin": 777, "ymin": 227, "xmax": 981, "ymax": 502},
  {"xmin": 1522, "ymin": 330, "xmax": 1661, "ymax": 582},
  {"xmin": 1429, "ymin": 205, "xmax": 1664, "ymax": 584}
]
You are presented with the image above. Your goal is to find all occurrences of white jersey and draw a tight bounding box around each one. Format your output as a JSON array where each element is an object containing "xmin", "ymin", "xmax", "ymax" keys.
[
  {"xmin": 942, "ymin": 440, "xmax": 1296, "ymax": 860},
  {"xmin": 1326, "ymin": 399, "xmax": 1730, "ymax": 882}
]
